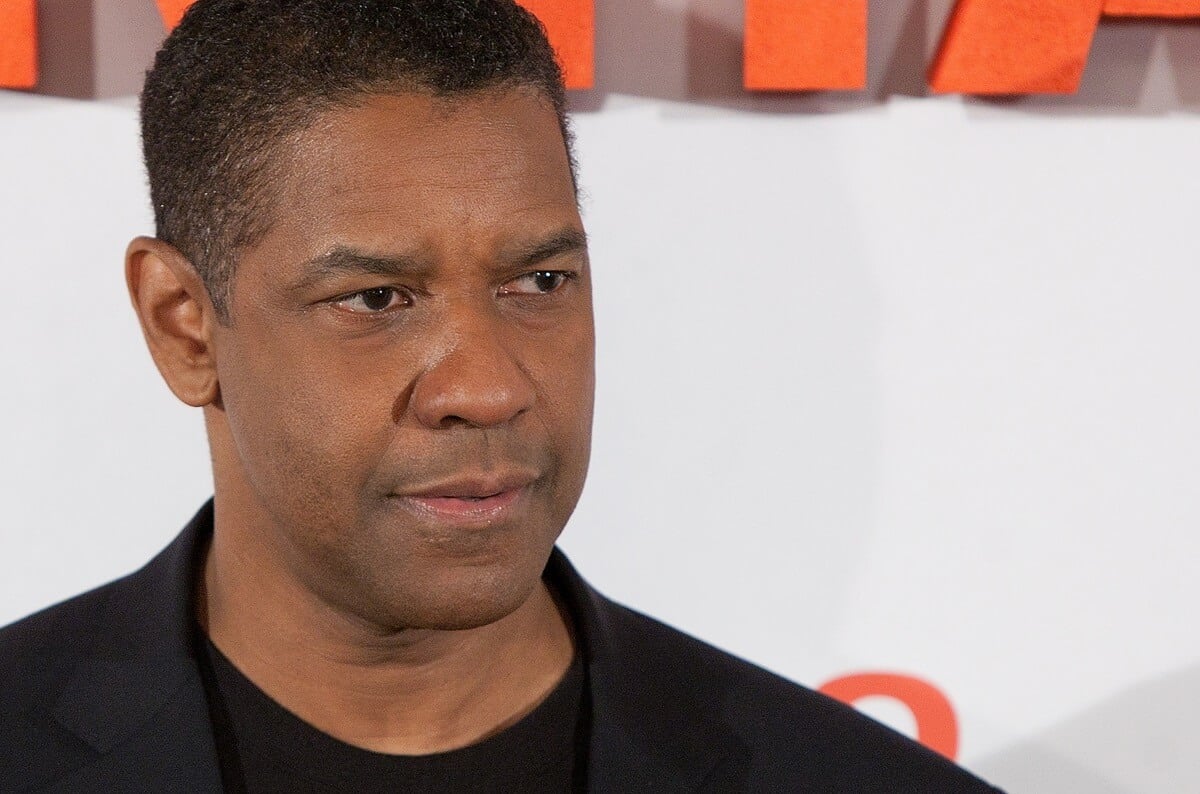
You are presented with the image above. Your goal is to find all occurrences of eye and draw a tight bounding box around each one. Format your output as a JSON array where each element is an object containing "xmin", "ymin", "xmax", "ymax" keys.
[
  {"xmin": 500, "ymin": 271, "xmax": 574, "ymax": 296},
  {"xmin": 333, "ymin": 287, "xmax": 411, "ymax": 314}
]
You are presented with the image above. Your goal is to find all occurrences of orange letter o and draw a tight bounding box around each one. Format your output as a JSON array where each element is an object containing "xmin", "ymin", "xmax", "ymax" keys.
[{"xmin": 819, "ymin": 672, "xmax": 959, "ymax": 761}]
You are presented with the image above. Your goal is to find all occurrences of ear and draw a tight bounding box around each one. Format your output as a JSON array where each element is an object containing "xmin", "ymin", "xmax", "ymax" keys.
[{"xmin": 125, "ymin": 236, "xmax": 221, "ymax": 407}]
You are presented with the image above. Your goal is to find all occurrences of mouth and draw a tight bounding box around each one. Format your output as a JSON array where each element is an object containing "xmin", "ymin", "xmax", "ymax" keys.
[
  {"xmin": 389, "ymin": 472, "xmax": 535, "ymax": 523},
  {"xmin": 401, "ymin": 490, "xmax": 523, "ymax": 520}
]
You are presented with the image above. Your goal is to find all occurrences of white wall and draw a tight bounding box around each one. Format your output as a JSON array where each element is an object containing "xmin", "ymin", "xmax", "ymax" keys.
[{"xmin": 4, "ymin": 3, "xmax": 1200, "ymax": 789}]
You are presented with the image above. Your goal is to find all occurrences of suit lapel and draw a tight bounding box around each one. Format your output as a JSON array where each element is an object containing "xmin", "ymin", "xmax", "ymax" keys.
[
  {"xmin": 43, "ymin": 515, "xmax": 741, "ymax": 791},
  {"xmin": 546, "ymin": 550, "xmax": 751, "ymax": 792},
  {"xmin": 44, "ymin": 671, "xmax": 222, "ymax": 792},
  {"xmin": 47, "ymin": 503, "xmax": 223, "ymax": 791}
]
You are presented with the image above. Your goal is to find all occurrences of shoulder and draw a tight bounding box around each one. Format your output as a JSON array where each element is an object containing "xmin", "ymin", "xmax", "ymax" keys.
[
  {"xmin": 0, "ymin": 579, "xmax": 121, "ymax": 718},
  {"xmin": 0, "ymin": 579, "xmax": 131, "ymax": 784},
  {"xmin": 594, "ymin": 598, "xmax": 1001, "ymax": 791}
]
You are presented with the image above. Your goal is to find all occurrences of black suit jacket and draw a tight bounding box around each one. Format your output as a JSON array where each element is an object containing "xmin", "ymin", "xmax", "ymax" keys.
[{"xmin": 0, "ymin": 503, "xmax": 1000, "ymax": 792}]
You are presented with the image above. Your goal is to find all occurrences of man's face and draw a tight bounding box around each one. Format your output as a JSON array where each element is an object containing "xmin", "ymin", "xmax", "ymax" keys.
[{"xmin": 208, "ymin": 90, "xmax": 593, "ymax": 631}]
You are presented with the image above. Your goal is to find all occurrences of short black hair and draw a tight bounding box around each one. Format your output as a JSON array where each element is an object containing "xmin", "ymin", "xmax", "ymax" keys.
[{"xmin": 141, "ymin": 0, "xmax": 572, "ymax": 320}]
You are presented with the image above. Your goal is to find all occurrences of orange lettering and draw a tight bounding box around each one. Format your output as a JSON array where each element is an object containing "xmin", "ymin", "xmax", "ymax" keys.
[
  {"xmin": 152, "ymin": 1, "xmax": 595, "ymax": 88},
  {"xmin": 745, "ymin": 0, "xmax": 867, "ymax": 91},
  {"xmin": 154, "ymin": 0, "xmax": 195, "ymax": 31},
  {"xmin": 0, "ymin": 0, "xmax": 37, "ymax": 89},
  {"xmin": 931, "ymin": 0, "xmax": 1200, "ymax": 94},
  {"xmin": 819, "ymin": 672, "xmax": 959, "ymax": 760},
  {"xmin": 1104, "ymin": 0, "xmax": 1200, "ymax": 15},
  {"xmin": 150, "ymin": 0, "xmax": 595, "ymax": 88},
  {"xmin": 930, "ymin": 0, "xmax": 1105, "ymax": 94},
  {"xmin": 517, "ymin": 0, "xmax": 594, "ymax": 89}
]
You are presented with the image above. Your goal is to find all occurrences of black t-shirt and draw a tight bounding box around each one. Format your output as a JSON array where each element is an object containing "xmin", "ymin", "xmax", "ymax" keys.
[{"xmin": 197, "ymin": 633, "xmax": 589, "ymax": 793}]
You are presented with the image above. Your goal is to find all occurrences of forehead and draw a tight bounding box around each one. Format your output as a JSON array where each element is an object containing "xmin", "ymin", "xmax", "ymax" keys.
[{"xmin": 263, "ymin": 90, "xmax": 578, "ymax": 259}]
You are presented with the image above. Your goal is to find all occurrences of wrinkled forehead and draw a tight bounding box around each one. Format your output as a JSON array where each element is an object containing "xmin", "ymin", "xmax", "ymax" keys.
[
  {"xmin": 233, "ymin": 89, "xmax": 583, "ymax": 288},
  {"xmin": 277, "ymin": 90, "xmax": 572, "ymax": 218}
]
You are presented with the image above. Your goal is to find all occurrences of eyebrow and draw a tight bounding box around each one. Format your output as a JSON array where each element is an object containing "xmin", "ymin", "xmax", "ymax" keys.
[
  {"xmin": 291, "ymin": 228, "xmax": 589, "ymax": 292},
  {"xmin": 291, "ymin": 247, "xmax": 428, "ymax": 292},
  {"xmin": 501, "ymin": 228, "xmax": 589, "ymax": 268}
]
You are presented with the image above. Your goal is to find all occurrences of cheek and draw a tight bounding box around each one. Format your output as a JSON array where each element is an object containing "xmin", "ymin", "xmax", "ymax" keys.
[
  {"xmin": 218, "ymin": 330, "xmax": 402, "ymax": 506},
  {"xmin": 532, "ymin": 322, "xmax": 595, "ymax": 481},
  {"xmin": 545, "ymin": 317, "xmax": 595, "ymax": 422}
]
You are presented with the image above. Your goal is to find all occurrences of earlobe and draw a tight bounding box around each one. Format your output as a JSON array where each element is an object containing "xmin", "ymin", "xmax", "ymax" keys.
[{"xmin": 125, "ymin": 236, "xmax": 221, "ymax": 408}]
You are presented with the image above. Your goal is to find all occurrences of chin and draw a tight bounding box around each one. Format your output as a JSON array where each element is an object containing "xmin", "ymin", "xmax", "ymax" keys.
[{"xmin": 366, "ymin": 555, "xmax": 547, "ymax": 632}]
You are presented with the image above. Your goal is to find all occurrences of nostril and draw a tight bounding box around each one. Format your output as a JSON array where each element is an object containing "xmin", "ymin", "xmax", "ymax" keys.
[{"xmin": 407, "ymin": 348, "xmax": 537, "ymax": 430}]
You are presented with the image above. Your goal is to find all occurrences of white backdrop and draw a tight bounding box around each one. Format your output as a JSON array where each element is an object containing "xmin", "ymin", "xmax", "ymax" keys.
[{"xmin": 4, "ymin": 2, "xmax": 1200, "ymax": 790}]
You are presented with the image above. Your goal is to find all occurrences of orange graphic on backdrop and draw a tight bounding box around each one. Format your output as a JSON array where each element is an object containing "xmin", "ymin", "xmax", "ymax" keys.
[
  {"xmin": 0, "ymin": 0, "xmax": 36, "ymax": 89},
  {"xmin": 5, "ymin": 0, "xmax": 1200, "ymax": 94},
  {"xmin": 152, "ymin": 0, "xmax": 596, "ymax": 89},
  {"xmin": 153, "ymin": 0, "xmax": 193, "ymax": 29},
  {"xmin": 516, "ymin": 0, "xmax": 594, "ymax": 89},
  {"xmin": 819, "ymin": 672, "xmax": 960, "ymax": 760},
  {"xmin": 744, "ymin": 0, "xmax": 868, "ymax": 90},
  {"xmin": 1105, "ymin": 0, "xmax": 1200, "ymax": 15},
  {"xmin": 930, "ymin": 0, "xmax": 1200, "ymax": 94}
]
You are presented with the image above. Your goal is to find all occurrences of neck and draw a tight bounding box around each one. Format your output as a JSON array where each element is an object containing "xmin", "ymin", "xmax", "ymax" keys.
[{"xmin": 198, "ymin": 503, "xmax": 575, "ymax": 755}]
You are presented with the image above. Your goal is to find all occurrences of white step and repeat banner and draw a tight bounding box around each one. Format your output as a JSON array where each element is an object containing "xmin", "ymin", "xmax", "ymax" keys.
[{"xmin": 3, "ymin": 2, "xmax": 1199, "ymax": 790}]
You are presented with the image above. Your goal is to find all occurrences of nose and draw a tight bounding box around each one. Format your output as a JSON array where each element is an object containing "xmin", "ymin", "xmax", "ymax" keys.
[{"xmin": 409, "ymin": 311, "xmax": 537, "ymax": 430}]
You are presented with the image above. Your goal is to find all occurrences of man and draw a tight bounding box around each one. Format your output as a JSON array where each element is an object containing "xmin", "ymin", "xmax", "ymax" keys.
[{"xmin": 0, "ymin": 1, "xmax": 999, "ymax": 790}]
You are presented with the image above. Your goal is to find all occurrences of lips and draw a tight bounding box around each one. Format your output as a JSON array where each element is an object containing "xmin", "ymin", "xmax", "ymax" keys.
[{"xmin": 390, "ymin": 471, "xmax": 536, "ymax": 523}]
